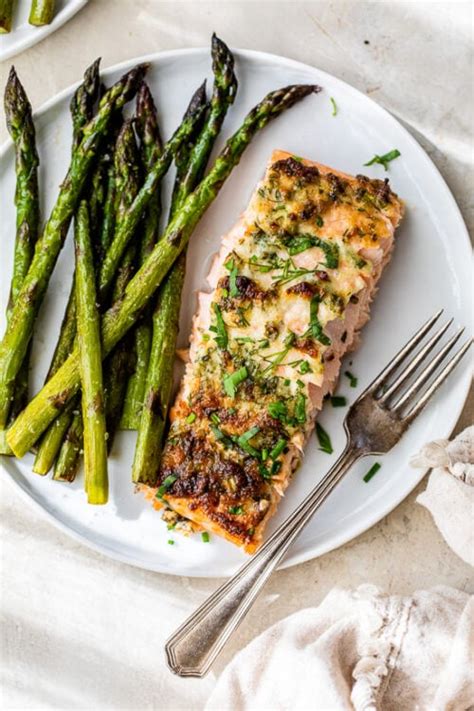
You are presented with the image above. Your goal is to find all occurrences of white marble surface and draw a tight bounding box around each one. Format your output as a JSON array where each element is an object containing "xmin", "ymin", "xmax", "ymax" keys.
[{"xmin": 1, "ymin": 2, "xmax": 472, "ymax": 709}]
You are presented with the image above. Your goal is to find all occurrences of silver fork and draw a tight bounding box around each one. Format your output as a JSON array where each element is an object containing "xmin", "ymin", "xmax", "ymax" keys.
[{"xmin": 165, "ymin": 310, "xmax": 472, "ymax": 677}]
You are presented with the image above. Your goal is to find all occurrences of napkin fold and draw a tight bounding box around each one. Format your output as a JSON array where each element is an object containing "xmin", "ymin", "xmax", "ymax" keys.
[
  {"xmin": 413, "ymin": 426, "xmax": 474, "ymax": 566},
  {"xmin": 205, "ymin": 585, "xmax": 473, "ymax": 711}
]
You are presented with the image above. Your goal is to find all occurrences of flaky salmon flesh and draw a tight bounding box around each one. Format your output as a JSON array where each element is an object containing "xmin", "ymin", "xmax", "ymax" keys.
[{"xmin": 145, "ymin": 150, "xmax": 404, "ymax": 552}]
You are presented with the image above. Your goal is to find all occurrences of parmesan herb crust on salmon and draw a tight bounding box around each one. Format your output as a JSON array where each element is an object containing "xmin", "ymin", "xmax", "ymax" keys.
[{"xmin": 148, "ymin": 150, "xmax": 404, "ymax": 552}]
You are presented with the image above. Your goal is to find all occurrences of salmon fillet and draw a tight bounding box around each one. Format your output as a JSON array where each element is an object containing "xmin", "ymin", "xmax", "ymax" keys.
[{"xmin": 148, "ymin": 150, "xmax": 404, "ymax": 552}]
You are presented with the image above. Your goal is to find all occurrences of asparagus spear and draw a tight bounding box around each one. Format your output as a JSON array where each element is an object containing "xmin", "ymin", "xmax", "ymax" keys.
[
  {"xmin": 0, "ymin": 0, "xmax": 15, "ymax": 33},
  {"xmin": 33, "ymin": 60, "xmax": 101, "ymax": 475},
  {"xmin": 103, "ymin": 120, "xmax": 142, "ymax": 446},
  {"xmin": 132, "ymin": 38, "xmax": 236, "ymax": 482},
  {"xmin": 53, "ymin": 117, "xmax": 137, "ymax": 479},
  {"xmin": 74, "ymin": 201, "xmax": 108, "ymax": 504},
  {"xmin": 98, "ymin": 97, "xmax": 206, "ymax": 300},
  {"xmin": 119, "ymin": 82, "xmax": 164, "ymax": 430},
  {"xmin": 29, "ymin": 0, "xmax": 55, "ymax": 26},
  {"xmin": 7, "ymin": 82, "xmax": 321, "ymax": 457},
  {"xmin": 0, "ymin": 62, "xmax": 148, "ymax": 428},
  {"xmin": 2, "ymin": 67, "xmax": 40, "ymax": 429}
]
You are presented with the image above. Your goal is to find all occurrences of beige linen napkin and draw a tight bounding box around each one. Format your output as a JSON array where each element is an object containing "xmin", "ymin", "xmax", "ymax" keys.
[
  {"xmin": 413, "ymin": 426, "xmax": 474, "ymax": 566},
  {"xmin": 205, "ymin": 585, "xmax": 473, "ymax": 711}
]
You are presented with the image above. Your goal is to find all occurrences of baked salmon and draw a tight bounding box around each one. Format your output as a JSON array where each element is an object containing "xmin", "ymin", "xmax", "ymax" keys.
[{"xmin": 149, "ymin": 150, "xmax": 404, "ymax": 552}]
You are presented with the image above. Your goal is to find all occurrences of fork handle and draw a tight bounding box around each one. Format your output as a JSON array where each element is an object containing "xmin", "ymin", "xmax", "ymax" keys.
[{"xmin": 165, "ymin": 444, "xmax": 361, "ymax": 677}]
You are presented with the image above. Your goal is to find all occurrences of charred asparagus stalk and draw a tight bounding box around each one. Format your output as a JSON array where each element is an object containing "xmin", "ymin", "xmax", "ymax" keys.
[
  {"xmin": 0, "ymin": 67, "xmax": 40, "ymax": 452},
  {"xmin": 74, "ymin": 201, "xmax": 108, "ymax": 504},
  {"xmin": 119, "ymin": 82, "xmax": 165, "ymax": 430},
  {"xmin": 98, "ymin": 96, "xmax": 206, "ymax": 300},
  {"xmin": 7, "ymin": 82, "xmax": 321, "ymax": 457},
  {"xmin": 0, "ymin": 62, "xmax": 148, "ymax": 428},
  {"xmin": 33, "ymin": 59, "xmax": 101, "ymax": 475},
  {"xmin": 132, "ymin": 36, "xmax": 237, "ymax": 483},
  {"xmin": 29, "ymin": 0, "xmax": 55, "ymax": 26}
]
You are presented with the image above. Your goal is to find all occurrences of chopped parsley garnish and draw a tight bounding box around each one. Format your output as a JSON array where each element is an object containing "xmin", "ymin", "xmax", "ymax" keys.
[
  {"xmin": 201, "ymin": 532, "xmax": 210, "ymax": 543},
  {"xmin": 285, "ymin": 234, "xmax": 339, "ymax": 269},
  {"xmin": 331, "ymin": 396, "xmax": 347, "ymax": 407},
  {"xmin": 268, "ymin": 400, "xmax": 287, "ymax": 420},
  {"xmin": 295, "ymin": 392, "xmax": 307, "ymax": 424},
  {"xmin": 306, "ymin": 295, "xmax": 331, "ymax": 346},
  {"xmin": 210, "ymin": 303, "xmax": 228, "ymax": 350},
  {"xmin": 156, "ymin": 474, "xmax": 177, "ymax": 499},
  {"xmin": 236, "ymin": 426, "xmax": 261, "ymax": 457},
  {"xmin": 364, "ymin": 149, "xmax": 401, "ymax": 171},
  {"xmin": 330, "ymin": 97, "xmax": 338, "ymax": 116},
  {"xmin": 299, "ymin": 360, "xmax": 311, "ymax": 374},
  {"xmin": 225, "ymin": 257, "xmax": 239, "ymax": 297},
  {"xmin": 363, "ymin": 462, "xmax": 381, "ymax": 483},
  {"xmin": 270, "ymin": 438, "xmax": 287, "ymax": 460},
  {"xmin": 223, "ymin": 366, "xmax": 248, "ymax": 398},
  {"xmin": 316, "ymin": 423, "xmax": 333, "ymax": 454},
  {"xmin": 229, "ymin": 506, "xmax": 244, "ymax": 515},
  {"xmin": 186, "ymin": 412, "xmax": 197, "ymax": 424},
  {"xmin": 344, "ymin": 370, "xmax": 358, "ymax": 388}
]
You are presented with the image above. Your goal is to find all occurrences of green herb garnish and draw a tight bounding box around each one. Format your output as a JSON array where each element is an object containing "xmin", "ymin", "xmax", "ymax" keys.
[
  {"xmin": 344, "ymin": 371, "xmax": 358, "ymax": 388},
  {"xmin": 236, "ymin": 426, "xmax": 261, "ymax": 457},
  {"xmin": 295, "ymin": 392, "xmax": 307, "ymax": 424},
  {"xmin": 299, "ymin": 360, "xmax": 311, "ymax": 374},
  {"xmin": 331, "ymin": 396, "xmax": 347, "ymax": 407},
  {"xmin": 268, "ymin": 400, "xmax": 287, "ymax": 420},
  {"xmin": 223, "ymin": 366, "xmax": 248, "ymax": 398},
  {"xmin": 316, "ymin": 423, "xmax": 333, "ymax": 454},
  {"xmin": 201, "ymin": 532, "xmax": 210, "ymax": 543},
  {"xmin": 364, "ymin": 149, "xmax": 401, "ymax": 171},
  {"xmin": 330, "ymin": 97, "xmax": 338, "ymax": 116},
  {"xmin": 210, "ymin": 303, "xmax": 228, "ymax": 350},
  {"xmin": 306, "ymin": 295, "xmax": 331, "ymax": 346},
  {"xmin": 229, "ymin": 506, "xmax": 244, "ymax": 515},
  {"xmin": 270, "ymin": 438, "xmax": 287, "ymax": 460},
  {"xmin": 167, "ymin": 539, "xmax": 175, "ymax": 545},
  {"xmin": 315, "ymin": 215, "xmax": 324, "ymax": 227},
  {"xmin": 186, "ymin": 412, "xmax": 197, "ymax": 424},
  {"xmin": 285, "ymin": 234, "xmax": 339, "ymax": 269},
  {"xmin": 156, "ymin": 474, "xmax": 177, "ymax": 499},
  {"xmin": 225, "ymin": 257, "xmax": 239, "ymax": 298},
  {"xmin": 363, "ymin": 462, "xmax": 381, "ymax": 483}
]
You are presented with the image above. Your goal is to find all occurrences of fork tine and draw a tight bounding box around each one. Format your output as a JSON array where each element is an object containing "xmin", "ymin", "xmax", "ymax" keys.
[
  {"xmin": 392, "ymin": 329, "xmax": 466, "ymax": 413},
  {"xmin": 369, "ymin": 309, "xmax": 443, "ymax": 392},
  {"xmin": 404, "ymin": 339, "xmax": 472, "ymax": 421},
  {"xmin": 378, "ymin": 318, "xmax": 453, "ymax": 404}
]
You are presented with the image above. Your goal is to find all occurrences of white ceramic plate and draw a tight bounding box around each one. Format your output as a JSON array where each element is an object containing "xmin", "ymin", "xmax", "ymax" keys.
[
  {"xmin": 0, "ymin": 48, "xmax": 471, "ymax": 578},
  {"xmin": 0, "ymin": 0, "xmax": 88, "ymax": 61}
]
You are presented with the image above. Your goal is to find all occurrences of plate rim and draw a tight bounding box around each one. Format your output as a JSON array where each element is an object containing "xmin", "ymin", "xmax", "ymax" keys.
[
  {"xmin": 0, "ymin": 46, "xmax": 471, "ymax": 578},
  {"xmin": 0, "ymin": 0, "xmax": 89, "ymax": 62}
]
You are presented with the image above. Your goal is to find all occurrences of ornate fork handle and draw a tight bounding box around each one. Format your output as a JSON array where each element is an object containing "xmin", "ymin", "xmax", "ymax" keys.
[{"xmin": 165, "ymin": 444, "xmax": 362, "ymax": 677}]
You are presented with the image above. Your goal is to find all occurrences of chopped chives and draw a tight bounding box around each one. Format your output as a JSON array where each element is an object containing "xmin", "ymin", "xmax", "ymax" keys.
[
  {"xmin": 201, "ymin": 532, "xmax": 210, "ymax": 543},
  {"xmin": 156, "ymin": 474, "xmax": 177, "ymax": 499},
  {"xmin": 363, "ymin": 462, "xmax": 381, "ymax": 483},
  {"xmin": 364, "ymin": 149, "xmax": 401, "ymax": 171},
  {"xmin": 344, "ymin": 371, "xmax": 358, "ymax": 388},
  {"xmin": 186, "ymin": 412, "xmax": 197, "ymax": 424},
  {"xmin": 228, "ymin": 506, "xmax": 244, "ymax": 515},
  {"xmin": 223, "ymin": 366, "xmax": 248, "ymax": 398},
  {"xmin": 316, "ymin": 423, "xmax": 333, "ymax": 454},
  {"xmin": 167, "ymin": 539, "xmax": 175, "ymax": 545},
  {"xmin": 270, "ymin": 438, "xmax": 287, "ymax": 460},
  {"xmin": 331, "ymin": 396, "xmax": 347, "ymax": 407},
  {"xmin": 330, "ymin": 97, "xmax": 338, "ymax": 116}
]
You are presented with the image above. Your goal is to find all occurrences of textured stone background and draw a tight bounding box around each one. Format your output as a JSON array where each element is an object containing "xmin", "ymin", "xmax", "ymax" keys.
[{"xmin": 1, "ymin": 2, "xmax": 472, "ymax": 709}]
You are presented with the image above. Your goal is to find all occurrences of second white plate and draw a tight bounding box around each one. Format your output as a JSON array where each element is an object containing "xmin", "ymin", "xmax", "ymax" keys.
[{"xmin": 0, "ymin": 47, "xmax": 471, "ymax": 577}]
